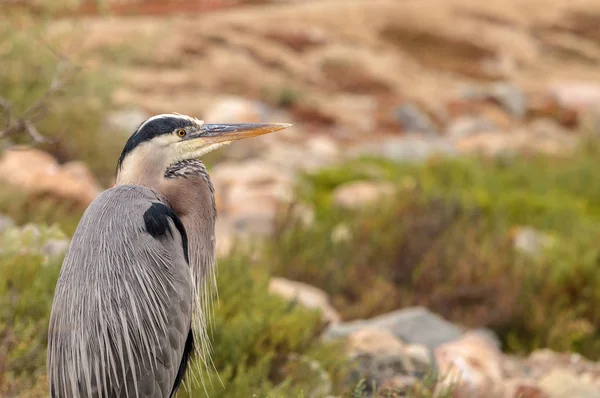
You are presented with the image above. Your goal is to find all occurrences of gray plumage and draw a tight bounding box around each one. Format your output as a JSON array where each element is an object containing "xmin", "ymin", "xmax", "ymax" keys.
[
  {"xmin": 48, "ymin": 185, "xmax": 194, "ymax": 397},
  {"xmin": 47, "ymin": 113, "xmax": 291, "ymax": 398}
]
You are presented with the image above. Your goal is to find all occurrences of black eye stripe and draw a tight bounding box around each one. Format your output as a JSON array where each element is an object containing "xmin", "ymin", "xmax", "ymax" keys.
[{"xmin": 117, "ymin": 116, "xmax": 197, "ymax": 172}]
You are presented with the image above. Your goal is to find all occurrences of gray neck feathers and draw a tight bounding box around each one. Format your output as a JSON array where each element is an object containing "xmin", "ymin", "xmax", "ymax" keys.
[{"xmin": 163, "ymin": 159, "xmax": 217, "ymax": 373}]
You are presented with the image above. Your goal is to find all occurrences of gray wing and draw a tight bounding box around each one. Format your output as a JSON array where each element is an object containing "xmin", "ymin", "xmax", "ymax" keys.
[{"xmin": 47, "ymin": 185, "xmax": 193, "ymax": 398}]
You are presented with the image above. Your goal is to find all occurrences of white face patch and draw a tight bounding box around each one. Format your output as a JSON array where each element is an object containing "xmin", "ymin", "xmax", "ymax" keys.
[
  {"xmin": 174, "ymin": 139, "xmax": 232, "ymax": 162},
  {"xmin": 153, "ymin": 133, "xmax": 180, "ymax": 146}
]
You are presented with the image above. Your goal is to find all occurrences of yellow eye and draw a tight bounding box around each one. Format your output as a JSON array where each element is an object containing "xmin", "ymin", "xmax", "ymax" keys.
[{"xmin": 176, "ymin": 129, "xmax": 186, "ymax": 137}]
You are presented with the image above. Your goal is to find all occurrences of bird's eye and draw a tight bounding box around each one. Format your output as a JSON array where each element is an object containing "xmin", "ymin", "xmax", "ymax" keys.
[{"xmin": 176, "ymin": 129, "xmax": 187, "ymax": 137}]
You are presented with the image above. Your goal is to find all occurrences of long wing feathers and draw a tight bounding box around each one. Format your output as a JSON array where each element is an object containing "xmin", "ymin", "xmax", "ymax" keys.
[{"xmin": 47, "ymin": 185, "xmax": 194, "ymax": 398}]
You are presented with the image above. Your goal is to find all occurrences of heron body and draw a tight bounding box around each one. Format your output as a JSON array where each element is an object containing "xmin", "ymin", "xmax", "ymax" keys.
[{"xmin": 47, "ymin": 114, "xmax": 291, "ymax": 397}]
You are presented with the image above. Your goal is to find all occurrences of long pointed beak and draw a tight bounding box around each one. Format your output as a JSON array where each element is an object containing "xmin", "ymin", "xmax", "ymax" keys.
[{"xmin": 191, "ymin": 123, "xmax": 292, "ymax": 144}]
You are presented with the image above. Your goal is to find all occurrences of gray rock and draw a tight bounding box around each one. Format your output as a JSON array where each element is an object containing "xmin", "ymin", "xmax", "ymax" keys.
[
  {"xmin": 323, "ymin": 306, "xmax": 463, "ymax": 350},
  {"xmin": 446, "ymin": 116, "xmax": 498, "ymax": 138},
  {"xmin": 105, "ymin": 107, "xmax": 151, "ymax": 134},
  {"xmin": 203, "ymin": 96, "xmax": 270, "ymax": 124},
  {"xmin": 513, "ymin": 226, "xmax": 555, "ymax": 257},
  {"xmin": 489, "ymin": 82, "xmax": 528, "ymax": 119},
  {"xmin": 0, "ymin": 214, "xmax": 15, "ymax": 233},
  {"xmin": 41, "ymin": 239, "xmax": 71, "ymax": 258},
  {"xmin": 269, "ymin": 277, "xmax": 342, "ymax": 325},
  {"xmin": 331, "ymin": 181, "xmax": 395, "ymax": 210},
  {"xmin": 350, "ymin": 136, "xmax": 458, "ymax": 164},
  {"xmin": 393, "ymin": 103, "xmax": 437, "ymax": 134},
  {"xmin": 461, "ymin": 81, "xmax": 527, "ymax": 119},
  {"xmin": 345, "ymin": 328, "xmax": 434, "ymax": 393}
]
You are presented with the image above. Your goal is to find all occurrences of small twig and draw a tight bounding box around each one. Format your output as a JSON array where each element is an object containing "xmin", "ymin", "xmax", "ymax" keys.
[
  {"xmin": 0, "ymin": 52, "xmax": 80, "ymax": 146},
  {"xmin": 0, "ymin": 97, "xmax": 12, "ymax": 130}
]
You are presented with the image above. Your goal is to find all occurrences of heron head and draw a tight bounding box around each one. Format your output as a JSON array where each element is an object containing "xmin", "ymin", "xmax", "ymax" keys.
[{"xmin": 115, "ymin": 113, "xmax": 291, "ymax": 185}]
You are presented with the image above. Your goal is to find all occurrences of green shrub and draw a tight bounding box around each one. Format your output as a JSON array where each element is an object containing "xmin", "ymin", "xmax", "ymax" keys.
[
  {"xmin": 0, "ymin": 224, "xmax": 66, "ymax": 397},
  {"xmin": 0, "ymin": 225, "xmax": 348, "ymax": 398},
  {"xmin": 177, "ymin": 250, "xmax": 348, "ymax": 397},
  {"xmin": 264, "ymin": 141, "xmax": 600, "ymax": 360},
  {"xmin": 0, "ymin": 13, "xmax": 121, "ymax": 187}
]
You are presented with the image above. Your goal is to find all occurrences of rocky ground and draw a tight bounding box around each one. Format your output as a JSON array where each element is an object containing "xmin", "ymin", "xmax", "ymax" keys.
[{"xmin": 3, "ymin": 0, "xmax": 600, "ymax": 396}]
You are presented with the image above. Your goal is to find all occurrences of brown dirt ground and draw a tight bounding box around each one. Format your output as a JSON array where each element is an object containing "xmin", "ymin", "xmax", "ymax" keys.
[{"xmin": 44, "ymin": 0, "xmax": 600, "ymax": 136}]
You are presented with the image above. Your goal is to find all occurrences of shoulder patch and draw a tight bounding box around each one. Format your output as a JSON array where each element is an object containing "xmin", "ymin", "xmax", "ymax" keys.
[{"xmin": 143, "ymin": 202, "xmax": 189, "ymax": 264}]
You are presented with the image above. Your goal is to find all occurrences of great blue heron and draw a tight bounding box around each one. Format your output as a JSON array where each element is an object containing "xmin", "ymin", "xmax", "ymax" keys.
[{"xmin": 47, "ymin": 113, "xmax": 291, "ymax": 398}]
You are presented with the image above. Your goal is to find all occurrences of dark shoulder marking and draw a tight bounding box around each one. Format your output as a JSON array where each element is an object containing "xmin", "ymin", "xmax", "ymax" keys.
[
  {"xmin": 143, "ymin": 202, "xmax": 189, "ymax": 264},
  {"xmin": 169, "ymin": 328, "xmax": 194, "ymax": 398}
]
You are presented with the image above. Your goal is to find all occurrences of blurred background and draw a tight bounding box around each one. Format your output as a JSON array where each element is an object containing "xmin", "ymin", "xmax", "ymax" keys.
[{"xmin": 1, "ymin": 0, "xmax": 600, "ymax": 397}]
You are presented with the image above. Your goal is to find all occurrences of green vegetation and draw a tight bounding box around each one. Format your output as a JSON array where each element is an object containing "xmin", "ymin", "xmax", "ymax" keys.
[
  {"xmin": 0, "ymin": 225, "xmax": 67, "ymax": 397},
  {"xmin": 0, "ymin": 225, "xmax": 348, "ymax": 398},
  {"xmin": 0, "ymin": 12, "xmax": 122, "ymax": 188},
  {"xmin": 3, "ymin": 2, "xmax": 600, "ymax": 397},
  {"xmin": 263, "ymin": 137, "xmax": 600, "ymax": 360}
]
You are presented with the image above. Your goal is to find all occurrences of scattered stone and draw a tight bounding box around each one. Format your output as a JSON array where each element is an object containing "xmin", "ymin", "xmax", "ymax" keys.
[
  {"xmin": 539, "ymin": 369, "xmax": 600, "ymax": 398},
  {"xmin": 203, "ymin": 96, "xmax": 271, "ymax": 124},
  {"xmin": 211, "ymin": 159, "xmax": 295, "ymax": 233},
  {"xmin": 323, "ymin": 306, "xmax": 463, "ymax": 351},
  {"xmin": 105, "ymin": 107, "xmax": 150, "ymax": 134},
  {"xmin": 347, "ymin": 327, "xmax": 407, "ymax": 357},
  {"xmin": 350, "ymin": 136, "xmax": 458, "ymax": 164},
  {"xmin": 528, "ymin": 118, "xmax": 572, "ymax": 138},
  {"xmin": 0, "ymin": 148, "xmax": 102, "ymax": 210},
  {"xmin": 330, "ymin": 223, "xmax": 352, "ymax": 243},
  {"xmin": 524, "ymin": 349, "xmax": 600, "ymax": 382},
  {"xmin": 531, "ymin": 82, "xmax": 600, "ymax": 128},
  {"xmin": 215, "ymin": 218, "xmax": 234, "ymax": 258},
  {"xmin": 264, "ymin": 25, "xmax": 328, "ymax": 52},
  {"xmin": 41, "ymin": 239, "xmax": 71, "ymax": 258},
  {"xmin": 269, "ymin": 277, "xmax": 341, "ymax": 325},
  {"xmin": 346, "ymin": 328, "xmax": 433, "ymax": 390},
  {"xmin": 435, "ymin": 331, "xmax": 506, "ymax": 398},
  {"xmin": 455, "ymin": 123, "xmax": 576, "ymax": 158},
  {"xmin": 305, "ymin": 135, "xmax": 341, "ymax": 161},
  {"xmin": 461, "ymin": 82, "xmax": 527, "ymax": 119},
  {"xmin": 446, "ymin": 116, "xmax": 499, "ymax": 138},
  {"xmin": 0, "ymin": 214, "xmax": 15, "ymax": 233},
  {"xmin": 393, "ymin": 103, "xmax": 437, "ymax": 134},
  {"xmin": 332, "ymin": 180, "xmax": 395, "ymax": 210},
  {"xmin": 289, "ymin": 203, "xmax": 315, "ymax": 226},
  {"xmin": 265, "ymin": 143, "xmax": 337, "ymax": 172},
  {"xmin": 504, "ymin": 378, "xmax": 548, "ymax": 398},
  {"xmin": 378, "ymin": 375, "xmax": 419, "ymax": 393},
  {"xmin": 547, "ymin": 82, "xmax": 600, "ymax": 114},
  {"xmin": 1, "ymin": 223, "xmax": 68, "ymax": 261},
  {"xmin": 210, "ymin": 159, "xmax": 292, "ymax": 188},
  {"xmin": 512, "ymin": 226, "xmax": 555, "ymax": 257}
]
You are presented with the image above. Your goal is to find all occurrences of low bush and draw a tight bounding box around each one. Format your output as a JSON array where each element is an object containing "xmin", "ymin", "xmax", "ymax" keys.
[
  {"xmin": 0, "ymin": 225, "xmax": 348, "ymax": 398},
  {"xmin": 264, "ymin": 139, "xmax": 600, "ymax": 359},
  {"xmin": 0, "ymin": 12, "xmax": 122, "ymax": 188}
]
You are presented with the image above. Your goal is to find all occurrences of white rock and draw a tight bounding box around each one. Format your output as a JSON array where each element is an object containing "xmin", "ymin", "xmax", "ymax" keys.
[
  {"xmin": 0, "ymin": 148, "xmax": 101, "ymax": 210},
  {"xmin": 435, "ymin": 331, "xmax": 505, "ymax": 398},
  {"xmin": 513, "ymin": 226, "xmax": 555, "ymax": 257},
  {"xmin": 41, "ymin": 239, "xmax": 71, "ymax": 258},
  {"xmin": 346, "ymin": 327, "xmax": 406, "ymax": 356},
  {"xmin": 306, "ymin": 135, "xmax": 340, "ymax": 160},
  {"xmin": 105, "ymin": 107, "xmax": 150, "ymax": 134},
  {"xmin": 0, "ymin": 215, "xmax": 15, "ymax": 233},
  {"xmin": 210, "ymin": 159, "xmax": 292, "ymax": 188},
  {"xmin": 204, "ymin": 96, "xmax": 270, "ymax": 124},
  {"xmin": 539, "ymin": 369, "xmax": 600, "ymax": 398},
  {"xmin": 269, "ymin": 277, "xmax": 341, "ymax": 325},
  {"xmin": 332, "ymin": 180, "xmax": 395, "ymax": 210}
]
